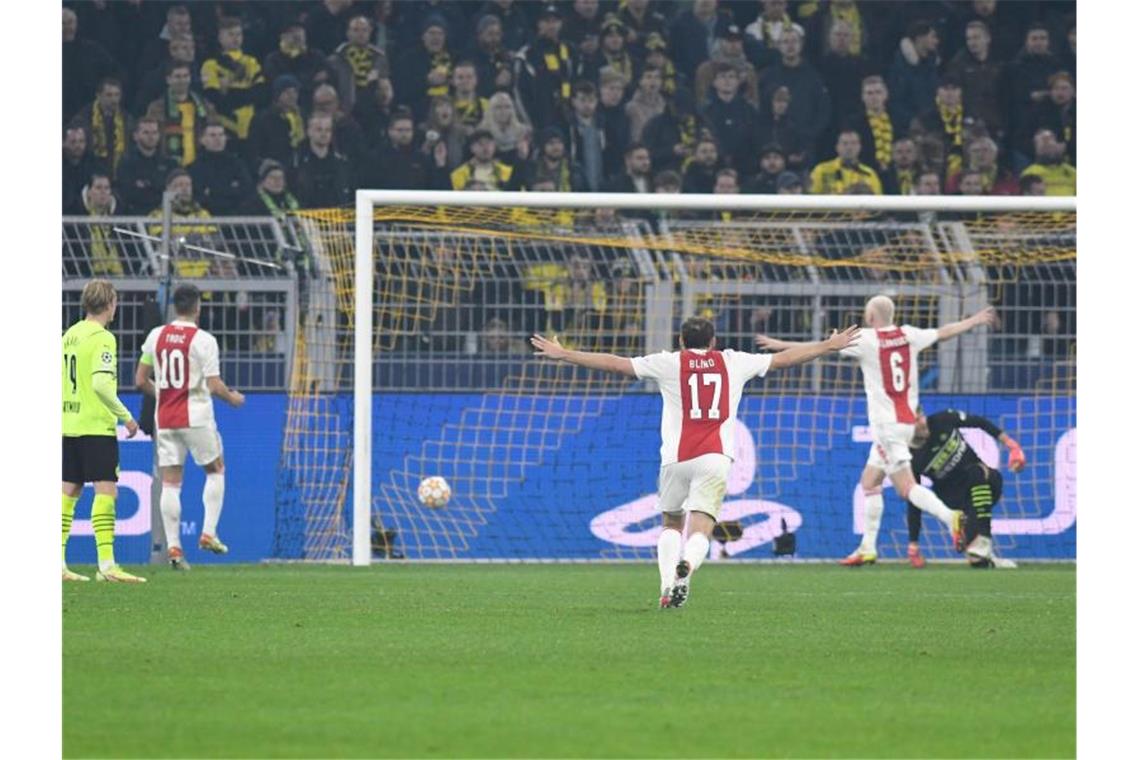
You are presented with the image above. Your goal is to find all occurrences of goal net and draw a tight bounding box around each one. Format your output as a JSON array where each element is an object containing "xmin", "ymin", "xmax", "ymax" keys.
[{"xmin": 272, "ymin": 193, "xmax": 1075, "ymax": 565}]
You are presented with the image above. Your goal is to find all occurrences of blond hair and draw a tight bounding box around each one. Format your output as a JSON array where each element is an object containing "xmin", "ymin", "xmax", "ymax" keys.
[
  {"xmin": 81, "ymin": 279, "xmax": 117, "ymax": 315},
  {"xmin": 866, "ymin": 294, "xmax": 895, "ymax": 325}
]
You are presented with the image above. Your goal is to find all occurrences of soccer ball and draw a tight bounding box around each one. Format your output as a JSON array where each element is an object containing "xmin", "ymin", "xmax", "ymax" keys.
[{"xmin": 417, "ymin": 476, "xmax": 451, "ymax": 509}]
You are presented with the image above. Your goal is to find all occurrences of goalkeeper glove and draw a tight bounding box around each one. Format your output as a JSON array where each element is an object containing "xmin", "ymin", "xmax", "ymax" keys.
[{"xmin": 1001, "ymin": 434, "xmax": 1026, "ymax": 472}]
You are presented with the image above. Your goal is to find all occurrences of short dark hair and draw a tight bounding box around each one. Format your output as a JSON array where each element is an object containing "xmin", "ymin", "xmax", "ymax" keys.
[
  {"xmin": 624, "ymin": 141, "xmax": 648, "ymax": 157},
  {"xmin": 97, "ymin": 77, "xmax": 122, "ymax": 93},
  {"xmin": 173, "ymin": 283, "xmax": 201, "ymax": 316},
  {"xmin": 681, "ymin": 316, "xmax": 715, "ymax": 349},
  {"xmin": 1019, "ymin": 174, "xmax": 1045, "ymax": 192},
  {"xmin": 166, "ymin": 60, "xmax": 192, "ymax": 77},
  {"xmin": 572, "ymin": 80, "xmax": 597, "ymax": 98},
  {"xmin": 906, "ymin": 21, "xmax": 935, "ymax": 40},
  {"xmin": 390, "ymin": 106, "xmax": 415, "ymax": 125}
]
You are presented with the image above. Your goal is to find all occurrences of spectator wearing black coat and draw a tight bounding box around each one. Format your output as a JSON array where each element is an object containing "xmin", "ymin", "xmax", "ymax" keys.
[
  {"xmin": 886, "ymin": 21, "xmax": 941, "ymax": 132},
  {"xmin": 514, "ymin": 6, "xmax": 575, "ymax": 131},
  {"xmin": 249, "ymin": 76, "xmax": 306, "ymax": 168},
  {"xmin": 189, "ymin": 122, "xmax": 253, "ymax": 216},
  {"xmin": 561, "ymin": 0, "xmax": 603, "ymax": 49},
  {"xmin": 880, "ymin": 137, "xmax": 920, "ymax": 196},
  {"xmin": 466, "ymin": 15, "xmax": 515, "ymax": 98},
  {"xmin": 603, "ymin": 142, "xmax": 653, "ymax": 194},
  {"xmin": 310, "ymin": 84, "xmax": 368, "ymax": 164},
  {"xmin": 743, "ymin": 144, "xmax": 788, "ymax": 194},
  {"xmin": 1006, "ymin": 23, "xmax": 1060, "ymax": 147},
  {"xmin": 757, "ymin": 25, "xmax": 832, "ymax": 157},
  {"xmin": 681, "ymin": 137, "xmax": 721, "ymax": 194},
  {"xmin": 642, "ymin": 88, "xmax": 707, "ymax": 174},
  {"xmin": 62, "ymin": 8, "xmax": 118, "ymax": 126},
  {"xmin": 945, "ymin": 20, "xmax": 1006, "ymax": 139},
  {"xmin": 597, "ymin": 68, "xmax": 632, "ymax": 179},
  {"xmin": 702, "ymin": 63, "xmax": 759, "ymax": 175},
  {"xmin": 847, "ymin": 76, "xmax": 904, "ymax": 176},
  {"xmin": 63, "ymin": 126, "xmax": 98, "ymax": 212},
  {"xmin": 116, "ymin": 118, "xmax": 179, "ymax": 215},
  {"xmin": 241, "ymin": 160, "xmax": 301, "ymax": 218},
  {"xmin": 262, "ymin": 23, "xmax": 333, "ymax": 97},
  {"xmin": 304, "ymin": 0, "xmax": 354, "ymax": 62},
  {"xmin": 291, "ymin": 113, "xmax": 354, "ymax": 208},
  {"xmin": 516, "ymin": 126, "xmax": 587, "ymax": 191},
  {"xmin": 365, "ymin": 108, "xmax": 442, "ymax": 190},
  {"xmin": 915, "ymin": 77, "xmax": 966, "ymax": 179},
  {"xmin": 327, "ymin": 15, "xmax": 390, "ymax": 115},
  {"xmin": 475, "ymin": 0, "xmax": 533, "ymax": 53},
  {"xmin": 668, "ymin": 0, "xmax": 723, "ymax": 80},
  {"xmin": 618, "ymin": 0, "xmax": 668, "ymax": 59},
  {"xmin": 1023, "ymin": 71, "xmax": 1075, "ymax": 165},
  {"xmin": 68, "ymin": 78, "xmax": 131, "ymax": 178},
  {"xmin": 396, "ymin": 15, "xmax": 455, "ymax": 121},
  {"xmin": 816, "ymin": 20, "xmax": 872, "ymax": 140},
  {"xmin": 755, "ymin": 85, "xmax": 807, "ymax": 171}
]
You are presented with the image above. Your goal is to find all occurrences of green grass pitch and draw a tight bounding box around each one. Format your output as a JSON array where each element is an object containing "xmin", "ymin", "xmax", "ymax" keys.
[{"xmin": 63, "ymin": 563, "xmax": 1074, "ymax": 758}]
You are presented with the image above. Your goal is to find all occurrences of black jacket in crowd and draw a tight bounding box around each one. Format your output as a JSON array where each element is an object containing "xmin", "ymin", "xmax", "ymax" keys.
[
  {"xmin": 115, "ymin": 145, "xmax": 179, "ymax": 215},
  {"xmin": 190, "ymin": 149, "xmax": 254, "ymax": 216},
  {"xmin": 701, "ymin": 94, "xmax": 759, "ymax": 174},
  {"xmin": 291, "ymin": 144, "xmax": 354, "ymax": 208}
]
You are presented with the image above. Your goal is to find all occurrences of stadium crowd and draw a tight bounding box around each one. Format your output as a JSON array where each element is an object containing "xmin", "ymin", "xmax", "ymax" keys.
[{"xmin": 63, "ymin": 0, "xmax": 1076, "ymax": 218}]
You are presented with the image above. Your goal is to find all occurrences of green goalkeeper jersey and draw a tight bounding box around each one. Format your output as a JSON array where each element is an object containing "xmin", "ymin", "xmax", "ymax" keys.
[{"xmin": 62, "ymin": 319, "xmax": 120, "ymax": 437}]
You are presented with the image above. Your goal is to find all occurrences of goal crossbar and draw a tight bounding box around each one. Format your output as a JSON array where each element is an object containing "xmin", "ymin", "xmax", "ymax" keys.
[{"xmin": 350, "ymin": 191, "xmax": 1076, "ymax": 565}]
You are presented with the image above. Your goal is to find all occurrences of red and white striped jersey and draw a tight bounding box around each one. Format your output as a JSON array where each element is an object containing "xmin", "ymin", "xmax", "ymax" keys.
[
  {"xmin": 141, "ymin": 320, "xmax": 221, "ymax": 430},
  {"xmin": 840, "ymin": 325, "xmax": 939, "ymax": 425},
  {"xmin": 631, "ymin": 348, "xmax": 772, "ymax": 466}
]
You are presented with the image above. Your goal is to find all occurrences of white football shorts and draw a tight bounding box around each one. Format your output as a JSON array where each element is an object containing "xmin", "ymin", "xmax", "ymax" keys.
[
  {"xmin": 657, "ymin": 452, "xmax": 731, "ymax": 519},
  {"xmin": 156, "ymin": 424, "xmax": 224, "ymax": 468},
  {"xmin": 866, "ymin": 422, "xmax": 916, "ymax": 475}
]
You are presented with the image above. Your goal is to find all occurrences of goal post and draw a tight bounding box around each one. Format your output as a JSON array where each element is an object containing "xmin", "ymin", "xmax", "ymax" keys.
[{"xmin": 281, "ymin": 192, "xmax": 1076, "ymax": 566}]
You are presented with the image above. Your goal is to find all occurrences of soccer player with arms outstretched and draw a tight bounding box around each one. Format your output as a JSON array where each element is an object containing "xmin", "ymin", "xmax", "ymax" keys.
[
  {"xmin": 135, "ymin": 284, "xmax": 244, "ymax": 570},
  {"xmin": 905, "ymin": 408, "xmax": 1025, "ymax": 568},
  {"xmin": 757, "ymin": 295, "xmax": 998, "ymax": 566},
  {"xmin": 62, "ymin": 280, "xmax": 144, "ymax": 583},
  {"xmin": 532, "ymin": 316, "xmax": 860, "ymax": 608}
]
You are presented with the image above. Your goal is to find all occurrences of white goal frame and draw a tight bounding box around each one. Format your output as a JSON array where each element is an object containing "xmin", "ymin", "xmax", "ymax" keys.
[{"xmin": 351, "ymin": 191, "xmax": 1076, "ymax": 566}]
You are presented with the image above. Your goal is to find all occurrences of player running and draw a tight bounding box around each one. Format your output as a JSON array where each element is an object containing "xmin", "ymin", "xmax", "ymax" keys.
[
  {"xmin": 904, "ymin": 408, "xmax": 1025, "ymax": 569},
  {"xmin": 62, "ymin": 279, "xmax": 144, "ymax": 583},
  {"xmin": 135, "ymin": 284, "xmax": 244, "ymax": 570},
  {"xmin": 757, "ymin": 295, "xmax": 998, "ymax": 566},
  {"xmin": 531, "ymin": 316, "xmax": 860, "ymax": 608}
]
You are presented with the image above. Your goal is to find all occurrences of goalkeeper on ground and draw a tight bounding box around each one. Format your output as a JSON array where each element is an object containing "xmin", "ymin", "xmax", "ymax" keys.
[{"xmin": 906, "ymin": 408, "xmax": 1025, "ymax": 568}]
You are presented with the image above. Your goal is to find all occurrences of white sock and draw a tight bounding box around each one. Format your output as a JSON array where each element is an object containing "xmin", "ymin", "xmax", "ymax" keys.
[
  {"xmin": 161, "ymin": 484, "xmax": 182, "ymax": 550},
  {"xmin": 657, "ymin": 527, "xmax": 682, "ymax": 593},
  {"xmin": 860, "ymin": 490, "xmax": 884, "ymax": 554},
  {"xmin": 907, "ymin": 484, "xmax": 956, "ymax": 528},
  {"xmin": 682, "ymin": 533, "xmax": 710, "ymax": 577},
  {"xmin": 202, "ymin": 473, "xmax": 225, "ymax": 537}
]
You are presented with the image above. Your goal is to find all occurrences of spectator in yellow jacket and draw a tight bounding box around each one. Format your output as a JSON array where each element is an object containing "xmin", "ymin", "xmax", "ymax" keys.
[
  {"xmin": 809, "ymin": 129, "xmax": 883, "ymax": 195},
  {"xmin": 450, "ymin": 130, "xmax": 514, "ymax": 191},
  {"xmin": 1019, "ymin": 128, "xmax": 1075, "ymax": 196},
  {"xmin": 200, "ymin": 17, "xmax": 267, "ymax": 142}
]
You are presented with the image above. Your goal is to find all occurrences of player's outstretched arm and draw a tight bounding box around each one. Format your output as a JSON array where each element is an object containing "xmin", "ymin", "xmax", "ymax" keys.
[
  {"xmin": 530, "ymin": 334, "xmax": 637, "ymax": 377},
  {"xmin": 936, "ymin": 306, "xmax": 998, "ymax": 341},
  {"xmin": 769, "ymin": 325, "xmax": 860, "ymax": 369},
  {"xmin": 206, "ymin": 376, "xmax": 246, "ymax": 408},
  {"xmin": 755, "ymin": 334, "xmax": 809, "ymax": 351}
]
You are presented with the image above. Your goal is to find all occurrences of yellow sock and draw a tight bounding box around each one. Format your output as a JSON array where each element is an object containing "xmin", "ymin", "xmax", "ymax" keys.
[
  {"xmin": 91, "ymin": 494, "xmax": 116, "ymax": 571},
  {"xmin": 62, "ymin": 494, "xmax": 79, "ymax": 564}
]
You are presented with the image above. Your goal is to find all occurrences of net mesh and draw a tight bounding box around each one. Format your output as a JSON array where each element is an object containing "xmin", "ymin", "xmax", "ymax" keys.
[{"xmin": 273, "ymin": 203, "xmax": 1075, "ymax": 563}]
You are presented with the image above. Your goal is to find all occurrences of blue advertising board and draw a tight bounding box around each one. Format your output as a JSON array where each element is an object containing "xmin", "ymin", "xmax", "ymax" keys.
[{"xmin": 65, "ymin": 392, "xmax": 1075, "ymax": 565}]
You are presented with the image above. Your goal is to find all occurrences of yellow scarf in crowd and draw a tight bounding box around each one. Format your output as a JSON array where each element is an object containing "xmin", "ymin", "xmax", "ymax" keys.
[
  {"xmin": 867, "ymin": 111, "xmax": 892, "ymax": 169},
  {"xmin": 90, "ymin": 103, "xmax": 127, "ymax": 174},
  {"xmin": 344, "ymin": 45, "xmax": 379, "ymax": 87},
  {"xmin": 939, "ymin": 103, "xmax": 964, "ymax": 175}
]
